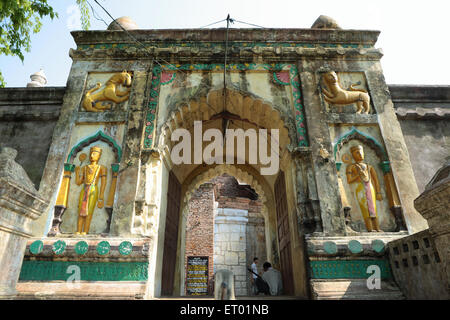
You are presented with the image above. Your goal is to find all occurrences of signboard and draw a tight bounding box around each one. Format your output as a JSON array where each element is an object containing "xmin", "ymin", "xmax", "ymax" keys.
[{"xmin": 186, "ymin": 256, "xmax": 209, "ymax": 295}]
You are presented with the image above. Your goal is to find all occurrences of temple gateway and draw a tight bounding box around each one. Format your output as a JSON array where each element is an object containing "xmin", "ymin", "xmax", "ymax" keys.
[{"xmin": 0, "ymin": 15, "xmax": 448, "ymax": 300}]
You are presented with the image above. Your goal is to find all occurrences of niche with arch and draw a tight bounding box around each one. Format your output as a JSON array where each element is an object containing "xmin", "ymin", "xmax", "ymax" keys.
[
  {"xmin": 332, "ymin": 126, "xmax": 397, "ymax": 232},
  {"xmin": 51, "ymin": 124, "xmax": 124, "ymax": 236}
]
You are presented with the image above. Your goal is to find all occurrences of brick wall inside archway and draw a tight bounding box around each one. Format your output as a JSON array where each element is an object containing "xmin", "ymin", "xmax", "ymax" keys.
[{"xmin": 184, "ymin": 174, "xmax": 266, "ymax": 296}]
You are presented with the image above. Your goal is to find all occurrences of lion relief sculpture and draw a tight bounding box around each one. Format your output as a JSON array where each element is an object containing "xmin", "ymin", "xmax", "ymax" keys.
[
  {"xmin": 321, "ymin": 71, "xmax": 371, "ymax": 114},
  {"xmin": 82, "ymin": 71, "xmax": 132, "ymax": 112}
]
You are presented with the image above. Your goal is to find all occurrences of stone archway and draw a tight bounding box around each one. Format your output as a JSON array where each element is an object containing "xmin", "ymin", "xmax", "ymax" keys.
[
  {"xmin": 175, "ymin": 164, "xmax": 274, "ymax": 297},
  {"xmin": 155, "ymin": 87, "xmax": 305, "ymax": 298},
  {"xmin": 157, "ymin": 88, "xmax": 293, "ymax": 162},
  {"xmin": 183, "ymin": 164, "xmax": 267, "ymax": 209}
]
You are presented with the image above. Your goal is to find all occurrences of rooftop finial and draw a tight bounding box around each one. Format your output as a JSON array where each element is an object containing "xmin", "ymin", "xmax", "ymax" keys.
[{"xmin": 26, "ymin": 68, "xmax": 47, "ymax": 87}]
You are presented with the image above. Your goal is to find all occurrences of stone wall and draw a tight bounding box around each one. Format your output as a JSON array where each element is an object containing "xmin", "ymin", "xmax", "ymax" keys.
[
  {"xmin": 0, "ymin": 87, "xmax": 64, "ymax": 189},
  {"xmin": 213, "ymin": 175, "xmax": 266, "ymax": 280},
  {"xmin": 183, "ymin": 174, "xmax": 265, "ymax": 296},
  {"xmin": 390, "ymin": 85, "xmax": 450, "ymax": 193},
  {"xmin": 1, "ymin": 85, "xmax": 448, "ymax": 199},
  {"xmin": 0, "ymin": 147, "xmax": 48, "ymax": 298},
  {"xmin": 386, "ymin": 158, "xmax": 450, "ymax": 299},
  {"xmin": 214, "ymin": 207, "xmax": 248, "ymax": 296},
  {"xmin": 386, "ymin": 230, "xmax": 448, "ymax": 299}
]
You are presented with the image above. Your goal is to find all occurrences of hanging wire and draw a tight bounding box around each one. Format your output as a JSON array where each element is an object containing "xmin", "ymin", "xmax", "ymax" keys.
[
  {"xmin": 86, "ymin": 0, "xmax": 109, "ymax": 27},
  {"xmin": 89, "ymin": 1, "xmax": 285, "ymax": 156},
  {"xmin": 92, "ymin": 0, "xmax": 225, "ymax": 114},
  {"xmin": 232, "ymin": 19, "xmax": 265, "ymax": 29},
  {"xmin": 199, "ymin": 18, "xmax": 227, "ymax": 29}
]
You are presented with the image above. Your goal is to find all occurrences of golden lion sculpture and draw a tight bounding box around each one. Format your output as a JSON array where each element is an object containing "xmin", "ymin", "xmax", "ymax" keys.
[
  {"xmin": 82, "ymin": 71, "xmax": 132, "ymax": 112},
  {"xmin": 321, "ymin": 71, "xmax": 371, "ymax": 114}
]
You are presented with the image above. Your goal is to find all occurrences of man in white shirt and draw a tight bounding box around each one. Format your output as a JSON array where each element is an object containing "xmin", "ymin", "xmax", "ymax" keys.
[
  {"xmin": 261, "ymin": 262, "xmax": 283, "ymax": 296},
  {"xmin": 250, "ymin": 257, "xmax": 259, "ymax": 295}
]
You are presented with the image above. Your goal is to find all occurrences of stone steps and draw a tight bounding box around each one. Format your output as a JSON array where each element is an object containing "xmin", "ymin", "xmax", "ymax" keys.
[
  {"xmin": 311, "ymin": 279, "xmax": 405, "ymax": 300},
  {"xmin": 15, "ymin": 281, "xmax": 146, "ymax": 300}
]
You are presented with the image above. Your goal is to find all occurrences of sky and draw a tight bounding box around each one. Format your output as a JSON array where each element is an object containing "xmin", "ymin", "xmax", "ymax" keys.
[{"xmin": 1, "ymin": 0, "xmax": 449, "ymax": 87}]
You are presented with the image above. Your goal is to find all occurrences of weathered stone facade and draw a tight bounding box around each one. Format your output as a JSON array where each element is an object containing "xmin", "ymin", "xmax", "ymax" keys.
[
  {"xmin": 0, "ymin": 87, "xmax": 64, "ymax": 189},
  {"xmin": 390, "ymin": 85, "xmax": 450, "ymax": 193},
  {"xmin": 0, "ymin": 147, "xmax": 48, "ymax": 298},
  {"xmin": 0, "ymin": 17, "xmax": 448, "ymax": 300}
]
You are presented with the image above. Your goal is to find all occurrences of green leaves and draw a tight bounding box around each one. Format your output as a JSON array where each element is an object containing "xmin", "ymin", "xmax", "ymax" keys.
[
  {"xmin": 76, "ymin": 0, "xmax": 91, "ymax": 30},
  {"xmin": 0, "ymin": 0, "xmax": 91, "ymax": 87},
  {"xmin": 0, "ymin": 0, "xmax": 57, "ymax": 61}
]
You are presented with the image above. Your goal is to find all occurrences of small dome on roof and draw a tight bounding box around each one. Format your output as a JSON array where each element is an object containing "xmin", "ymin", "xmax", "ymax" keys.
[
  {"xmin": 311, "ymin": 15, "xmax": 341, "ymax": 29},
  {"xmin": 107, "ymin": 16, "xmax": 139, "ymax": 31}
]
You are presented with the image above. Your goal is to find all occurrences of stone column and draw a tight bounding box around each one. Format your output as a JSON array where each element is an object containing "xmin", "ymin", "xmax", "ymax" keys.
[
  {"xmin": 414, "ymin": 158, "xmax": 450, "ymax": 288},
  {"xmin": 366, "ymin": 68, "xmax": 429, "ymax": 233},
  {"xmin": 298, "ymin": 65, "xmax": 346, "ymax": 236},
  {"xmin": 214, "ymin": 208, "xmax": 248, "ymax": 296},
  {"xmin": 0, "ymin": 147, "xmax": 48, "ymax": 298}
]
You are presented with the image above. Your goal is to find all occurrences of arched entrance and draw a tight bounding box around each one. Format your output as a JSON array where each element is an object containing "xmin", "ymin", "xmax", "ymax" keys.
[
  {"xmin": 179, "ymin": 171, "xmax": 268, "ymax": 296},
  {"xmin": 155, "ymin": 88, "xmax": 307, "ymax": 298}
]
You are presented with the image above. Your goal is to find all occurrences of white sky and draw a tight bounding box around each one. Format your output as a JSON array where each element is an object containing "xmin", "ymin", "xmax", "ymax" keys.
[{"xmin": 1, "ymin": 0, "xmax": 449, "ymax": 87}]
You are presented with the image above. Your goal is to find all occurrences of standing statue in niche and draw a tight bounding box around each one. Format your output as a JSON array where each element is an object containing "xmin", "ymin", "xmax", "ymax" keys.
[
  {"xmin": 345, "ymin": 145, "xmax": 383, "ymax": 232},
  {"xmin": 75, "ymin": 146, "xmax": 107, "ymax": 235}
]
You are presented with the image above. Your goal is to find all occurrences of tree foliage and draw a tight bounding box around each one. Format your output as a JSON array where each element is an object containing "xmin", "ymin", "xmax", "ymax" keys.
[
  {"xmin": 76, "ymin": 0, "xmax": 91, "ymax": 30},
  {"xmin": 0, "ymin": 0, "xmax": 90, "ymax": 87}
]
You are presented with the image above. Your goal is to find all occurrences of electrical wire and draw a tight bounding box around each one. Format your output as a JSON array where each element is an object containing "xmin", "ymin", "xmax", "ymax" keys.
[
  {"xmin": 86, "ymin": 0, "xmax": 109, "ymax": 27},
  {"xmin": 232, "ymin": 19, "xmax": 265, "ymax": 29},
  {"xmin": 199, "ymin": 18, "xmax": 227, "ymax": 29}
]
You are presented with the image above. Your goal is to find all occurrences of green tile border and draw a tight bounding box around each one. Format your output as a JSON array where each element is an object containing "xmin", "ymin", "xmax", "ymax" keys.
[
  {"xmin": 19, "ymin": 260, "xmax": 149, "ymax": 281},
  {"xmin": 309, "ymin": 259, "xmax": 392, "ymax": 279}
]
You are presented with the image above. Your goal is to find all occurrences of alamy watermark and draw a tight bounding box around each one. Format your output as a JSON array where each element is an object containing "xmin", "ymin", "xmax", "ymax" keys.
[
  {"xmin": 66, "ymin": 265, "xmax": 81, "ymax": 289},
  {"xmin": 171, "ymin": 121, "xmax": 279, "ymax": 175},
  {"xmin": 366, "ymin": 265, "xmax": 381, "ymax": 290}
]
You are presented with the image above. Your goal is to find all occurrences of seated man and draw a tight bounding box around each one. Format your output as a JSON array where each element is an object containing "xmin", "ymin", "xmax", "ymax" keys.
[{"xmin": 261, "ymin": 262, "xmax": 283, "ymax": 296}]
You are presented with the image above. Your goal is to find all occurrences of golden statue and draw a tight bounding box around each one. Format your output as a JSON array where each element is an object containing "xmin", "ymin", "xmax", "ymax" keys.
[
  {"xmin": 345, "ymin": 145, "xmax": 383, "ymax": 232},
  {"xmin": 321, "ymin": 71, "xmax": 371, "ymax": 114},
  {"xmin": 74, "ymin": 146, "xmax": 107, "ymax": 235},
  {"xmin": 82, "ymin": 71, "xmax": 132, "ymax": 112}
]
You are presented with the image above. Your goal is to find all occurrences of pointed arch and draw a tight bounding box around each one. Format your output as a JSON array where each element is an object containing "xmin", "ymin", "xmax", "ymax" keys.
[
  {"xmin": 157, "ymin": 88, "xmax": 293, "ymax": 154},
  {"xmin": 333, "ymin": 127, "xmax": 388, "ymax": 161},
  {"xmin": 66, "ymin": 130, "xmax": 122, "ymax": 163}
]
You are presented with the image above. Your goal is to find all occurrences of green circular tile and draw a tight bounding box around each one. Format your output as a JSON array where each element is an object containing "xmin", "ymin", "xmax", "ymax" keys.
[
  {"xmin": 348, "ymin": 240, "xmax": 363, "ymax": 253},
  {"xmin": 52, "ymin": 240, "xmax": 66, "ymax": 255},
  {"xmin": 75, "ymin": 241, "xmax": 89, "ymax": 255},
  {"xmin": 371, "ymin": 239, "xmax": 385, "ymax": 253},
  {"xmin": 323, "ymin": 241, "xmax": 337, "ymax": 254},
  {"xmin": 30, "ymin": 240, "xmax": 44, "ymax": 255},
  {"xmin": 119, "ymin": 241, "xmax": 133, "ymax": 256},
  {"xmin": 96, "ymin": 241, "xmax": 110, "ymax": 255}
]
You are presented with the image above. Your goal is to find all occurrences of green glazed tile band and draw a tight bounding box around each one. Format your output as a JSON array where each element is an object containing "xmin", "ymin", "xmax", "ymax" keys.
[
  {"xmin": 309, "ymin": 259, "xmax": 392, "ymax": 279},
  {"xmin": 19, "ymin": 261, "xmax": 149, "ymax": 281}
]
